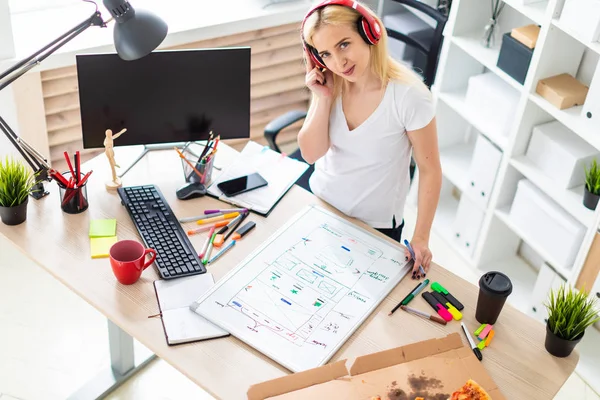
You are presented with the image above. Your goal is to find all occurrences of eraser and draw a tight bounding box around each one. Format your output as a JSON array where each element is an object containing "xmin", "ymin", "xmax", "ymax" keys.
[
  {"xmin": 474, "ymin": 324, "xmax": 487, "ymax": 336},
  {"xmin": 478, "ymin": 324, "xmax": 493, "ymax": 340}
]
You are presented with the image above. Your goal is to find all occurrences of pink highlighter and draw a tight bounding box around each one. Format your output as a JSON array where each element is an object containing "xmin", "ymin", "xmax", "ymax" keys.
[{"xmin": 422, "ymin": 292, "xmax": 453, "ymax": 322}]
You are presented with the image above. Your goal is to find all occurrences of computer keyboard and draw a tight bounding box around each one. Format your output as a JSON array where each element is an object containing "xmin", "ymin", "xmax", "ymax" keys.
[{"xmin": 117, "ymin": 184, "xmax": 206, "ymax": 280}]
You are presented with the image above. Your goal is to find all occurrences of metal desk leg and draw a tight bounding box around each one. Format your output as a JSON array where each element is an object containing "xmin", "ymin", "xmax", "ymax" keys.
[{"xmin": 68, "ymin": 319, "xmax": 156, "ymax": 400}]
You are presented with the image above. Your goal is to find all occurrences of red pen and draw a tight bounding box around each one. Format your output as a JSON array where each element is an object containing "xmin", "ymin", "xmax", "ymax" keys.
[
  {"xmin": 49, "ymin": 169, "xmax": 70, "ymax": 187},
  {"xmin": 64, "ymin": 151, "xmax": 75, "ymax": 179},
  {"xmin": 78, "ymin": 170, "xmax": 93, "ymax": 187},
  {"xmin": 75, "ymin": 150, "xmax": 81, "ymax": 184}
]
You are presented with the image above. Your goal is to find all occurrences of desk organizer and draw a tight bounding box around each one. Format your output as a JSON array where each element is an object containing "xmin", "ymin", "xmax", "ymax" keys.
[{"xmin": 181, "ymin": 150, "xmax": 215, "ymax": 186}]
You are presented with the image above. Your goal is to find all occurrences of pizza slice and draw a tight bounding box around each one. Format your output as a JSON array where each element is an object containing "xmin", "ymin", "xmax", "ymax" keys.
[{"xmin": 450, "ymin": 379, "xmax": 492, "ymax": 400}]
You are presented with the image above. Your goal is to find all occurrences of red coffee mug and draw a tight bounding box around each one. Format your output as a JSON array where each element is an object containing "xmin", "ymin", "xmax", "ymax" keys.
[{"xmin": 109, "ymin": 240, "xmax": 156, "ymax": 285}]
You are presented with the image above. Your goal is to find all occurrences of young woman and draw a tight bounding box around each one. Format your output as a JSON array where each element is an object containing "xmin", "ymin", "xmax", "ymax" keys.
[{"xmin": 298, "ymin": 0, "xmax": 442, "ymax": 279}]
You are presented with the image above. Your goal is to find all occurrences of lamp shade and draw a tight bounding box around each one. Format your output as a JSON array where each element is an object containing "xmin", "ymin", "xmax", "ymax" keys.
[{"xmin": 103, "ymin": 0, "xmax": 168, "ymax": 61}]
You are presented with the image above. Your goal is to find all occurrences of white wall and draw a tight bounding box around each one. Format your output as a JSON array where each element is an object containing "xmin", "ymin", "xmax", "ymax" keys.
[
  {"xmin": 0, "ymin": 87, "xmax": 21, "ymax": 159},
  {"xmin": 0, "ymin": 0, "xmax": 15, "ymax": 60},
  {"xmin": 0, "ymin": 0, "xmax": 20, "ymax": 159}
]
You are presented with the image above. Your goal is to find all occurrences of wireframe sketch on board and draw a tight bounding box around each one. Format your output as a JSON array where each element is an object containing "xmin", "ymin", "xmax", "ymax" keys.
[{"xmin": 191, "ymin": 205, "xmax": 411, "ymax": 372}]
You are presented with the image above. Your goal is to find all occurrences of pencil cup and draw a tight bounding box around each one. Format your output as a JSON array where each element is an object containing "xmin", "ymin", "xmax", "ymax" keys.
[
  {"xmin": 182, "ymin": 153, "xmax": 215, "ymax": 185},
  {"xmin": 58, "ymin": 171, "xmax": 89, "ymax": 214}
]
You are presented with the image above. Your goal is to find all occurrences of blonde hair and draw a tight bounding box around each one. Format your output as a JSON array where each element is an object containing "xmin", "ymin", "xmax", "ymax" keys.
[{"xmin": 303, "ymin": 2, "xmax": 430, "ymax": 98}]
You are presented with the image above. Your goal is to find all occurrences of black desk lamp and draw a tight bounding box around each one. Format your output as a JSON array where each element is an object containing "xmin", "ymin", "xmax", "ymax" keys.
[{"xmin": 0, "ymin": 0, "xmax": 167, "ymax": 199}]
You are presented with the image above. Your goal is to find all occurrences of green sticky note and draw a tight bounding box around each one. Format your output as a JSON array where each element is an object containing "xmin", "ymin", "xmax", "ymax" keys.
[
  {"xmin": 477, "ymin": 340, "xmax": 486, "ymax": 350},
  {"xmin": 474, "ymin": 324, "xmax": 487, "ymax": 336},
  {"xmin": 89, "ymin": 219, "xmax": 117, "ymax": 238}
]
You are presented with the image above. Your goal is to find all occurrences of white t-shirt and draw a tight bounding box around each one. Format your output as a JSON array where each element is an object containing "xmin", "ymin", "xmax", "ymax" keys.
[{"xmin": 309, "ymin": 80, "xmax": 435, "ymax": 229}]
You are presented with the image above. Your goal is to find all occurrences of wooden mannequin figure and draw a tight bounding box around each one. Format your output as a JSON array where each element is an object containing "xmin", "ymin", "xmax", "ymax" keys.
[{"xmin": 104, "ymin": 128, "xmax": 126, "ymax": 190}]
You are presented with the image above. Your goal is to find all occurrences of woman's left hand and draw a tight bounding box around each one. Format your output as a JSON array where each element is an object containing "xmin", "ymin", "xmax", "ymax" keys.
[{"xmin": 404, "ymin": 237, "xmax": 432, "ymax": 279}]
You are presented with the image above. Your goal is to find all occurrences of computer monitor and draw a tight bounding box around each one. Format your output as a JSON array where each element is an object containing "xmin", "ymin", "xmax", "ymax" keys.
[{"xmin": 76, "ymin": 47, "xmax": 251, "ymax": 149}]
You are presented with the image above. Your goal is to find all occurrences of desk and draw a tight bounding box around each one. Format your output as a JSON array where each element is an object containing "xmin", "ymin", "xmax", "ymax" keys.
[{"xmin": 0, "ymin": 142, "xmax": 578, "ymax": 399}]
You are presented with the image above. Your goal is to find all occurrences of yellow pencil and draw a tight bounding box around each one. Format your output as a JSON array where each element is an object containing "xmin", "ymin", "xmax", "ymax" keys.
[{"xmin": 197, "ymin": 212, "xmax": 240, "ymax": 225}]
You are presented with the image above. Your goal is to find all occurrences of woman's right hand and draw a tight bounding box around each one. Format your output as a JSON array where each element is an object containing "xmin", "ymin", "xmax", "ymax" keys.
[{"xmin": 305, "ymin": 51, "xmax": 334, "ymax": 99}]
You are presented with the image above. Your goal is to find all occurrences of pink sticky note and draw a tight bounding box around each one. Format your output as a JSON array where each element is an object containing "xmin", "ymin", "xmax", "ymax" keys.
[{"xmin": 478, "ymin": 324, "xmax": 493, "ymax": 340}]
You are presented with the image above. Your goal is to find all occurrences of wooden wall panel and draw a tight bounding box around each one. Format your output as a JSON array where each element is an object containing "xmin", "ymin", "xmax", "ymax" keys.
[
  {"xmin": 40, "ymin": 22, "xmax": 308, "ymax": 165},
  {"xmin": 576, "ymin": 233, "xmax": 600, "ymax": 291}
]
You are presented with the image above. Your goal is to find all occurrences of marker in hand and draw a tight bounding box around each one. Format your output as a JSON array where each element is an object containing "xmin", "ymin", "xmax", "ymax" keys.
[{"xmin": 404, "ymin": 239, "xmax": 426, "ymax": 278}]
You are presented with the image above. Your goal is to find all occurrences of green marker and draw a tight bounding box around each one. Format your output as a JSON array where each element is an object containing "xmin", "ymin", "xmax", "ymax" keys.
[
  {"xmin": 202, "ymin": 232, "xmax": 217, "ymax": 265},
  {"xmin": 431, "ymin": 282, "xmax": 464, "ymax": 311},
  {"xmin": 388, "ymin": 279, "xmax": 430, "ymax": 316}
]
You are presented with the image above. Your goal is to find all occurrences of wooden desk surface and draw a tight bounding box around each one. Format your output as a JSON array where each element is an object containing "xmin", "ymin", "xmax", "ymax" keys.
[{"xmin": 0, "ymin": 143, "xmax": 577, "ymax": 400}]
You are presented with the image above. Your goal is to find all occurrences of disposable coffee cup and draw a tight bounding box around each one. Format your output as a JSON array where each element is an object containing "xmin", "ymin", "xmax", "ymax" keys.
[{"xmin": 476, "ymin": 271, "xmax": 513, "ymax": 324}]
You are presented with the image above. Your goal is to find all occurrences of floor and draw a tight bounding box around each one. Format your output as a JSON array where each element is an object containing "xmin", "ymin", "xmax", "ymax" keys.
[{"xmin": 0, "ymin": 205, "xmax": 598, "ymax": 400}]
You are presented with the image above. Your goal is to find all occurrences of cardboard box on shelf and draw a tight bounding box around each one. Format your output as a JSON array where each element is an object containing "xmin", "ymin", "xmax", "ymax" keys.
[
  {"xmin": 536, "ymin": 73, "xmax": 589, "ymax": 110},
  {"xmin": 511, "ymin": 24, "xmax": 541, "ymax": 49},
  {"xmin": 247, "ymin": 333, "xmax": 504, "ymax": 400}
]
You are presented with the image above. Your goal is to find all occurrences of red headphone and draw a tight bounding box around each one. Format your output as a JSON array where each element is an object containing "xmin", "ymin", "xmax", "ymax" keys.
[{"xmin": 301, "ymin": 0, "xmax": 382, "ymax": 69}]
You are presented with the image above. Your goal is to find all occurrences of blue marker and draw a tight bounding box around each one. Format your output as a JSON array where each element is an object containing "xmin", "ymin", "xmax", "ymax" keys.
[
  {"xmin": 403, "ymin": 239, "xmax": 426, "ymax": 277},
  {"xmin": 208, "ymin": 240, "xmax": 236, "ymax": 264}
]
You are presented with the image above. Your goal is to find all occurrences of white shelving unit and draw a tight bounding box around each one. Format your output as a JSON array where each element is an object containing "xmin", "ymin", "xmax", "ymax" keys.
[{"xmin": 376, "ymin": 0, "xmax": 600, "ymax": 392}]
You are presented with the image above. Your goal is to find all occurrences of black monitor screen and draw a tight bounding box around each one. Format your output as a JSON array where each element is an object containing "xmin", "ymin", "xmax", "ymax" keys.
[{"xmin": 76, "ymin": 47, "xmax": 251, "ymax": 148}]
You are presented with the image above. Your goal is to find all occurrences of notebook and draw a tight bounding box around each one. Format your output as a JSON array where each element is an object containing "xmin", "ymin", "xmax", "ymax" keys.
[
  {"xmin": 153, "ymin": 273, "xmax": 229, "ymax": 345},
  {"xmin": 90, "ymin": 236, "xmax": 118, "ymax": 258},
  {"xmin": 206, "ymin": 141, "xmax": 309, "ymax": 216}
]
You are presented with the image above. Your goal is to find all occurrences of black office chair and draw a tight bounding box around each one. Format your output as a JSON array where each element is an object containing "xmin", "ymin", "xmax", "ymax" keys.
[{"xmin": 264, "ymin": 0, "xmax": 448, "ymax": 192}]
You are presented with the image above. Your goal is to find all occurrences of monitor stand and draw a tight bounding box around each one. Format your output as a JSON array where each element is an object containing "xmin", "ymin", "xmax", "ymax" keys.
[{"xmin": 117, "ymin": 142, "xmax": 203, "ymax": 178}]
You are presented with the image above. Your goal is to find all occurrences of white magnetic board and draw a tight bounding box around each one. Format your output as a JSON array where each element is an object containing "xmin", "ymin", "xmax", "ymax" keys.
[{"xmin": 191, "ymin": 205, "xmax": 410, "ymax": 372}]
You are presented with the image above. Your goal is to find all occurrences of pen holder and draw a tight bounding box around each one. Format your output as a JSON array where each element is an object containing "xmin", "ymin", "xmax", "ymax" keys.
[
  {"xmin": 58, "ymin": 171, "xmax": 89, "ymax": 214},
  {"xmin": 182, "ymin": 152, "xmax": 215, "ymax": 186}
]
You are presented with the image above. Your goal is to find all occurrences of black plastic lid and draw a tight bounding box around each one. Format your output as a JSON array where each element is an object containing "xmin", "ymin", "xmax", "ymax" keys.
[{"xmin": 479, "ymin": 271, "xmax": 513, "ymax": 297}]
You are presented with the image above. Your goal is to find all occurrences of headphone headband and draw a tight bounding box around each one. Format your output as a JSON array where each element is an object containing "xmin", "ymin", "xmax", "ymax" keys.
[{"xmin": 301, "ymin": 0, "xmax": 382, "ymax": 69}]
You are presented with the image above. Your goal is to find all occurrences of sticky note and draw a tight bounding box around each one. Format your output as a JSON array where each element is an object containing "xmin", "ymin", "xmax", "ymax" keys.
[
  {"xmin": 478, "ymin": 324, "xmax": 493, "ymax": 340},
  {"xmin": 474, "ymin": 324, "xmax": 487, "ymax": 336},
  {"xmin": 89, "ymin": 219, "xmax": 117, "ymax": 238},
  {"xmin": 485, "ymin": 330, "xmax": 495, "ymax": 346},
  {"xmin": 90, "ymin": 236, "xmax": 118, "ymax": 258}
]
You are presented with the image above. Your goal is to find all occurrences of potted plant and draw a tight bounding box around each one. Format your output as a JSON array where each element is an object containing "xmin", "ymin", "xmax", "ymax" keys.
[
  {"xmin": 0, "ymin": 156, "xmax": 37, "ymax": 225},
  {"xmin": 544, "ymin": 284, "xmax": 600, "ymax": 357},
  {"xmin": 584, "ymin": 158, "xmax": 600, "ymax": 210}
]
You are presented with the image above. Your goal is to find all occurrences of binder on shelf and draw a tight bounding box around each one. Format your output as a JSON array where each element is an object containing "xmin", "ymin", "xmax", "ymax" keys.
[{"xmin": 206, "ymin": 141, "xmax": 309, "ymax": 216}]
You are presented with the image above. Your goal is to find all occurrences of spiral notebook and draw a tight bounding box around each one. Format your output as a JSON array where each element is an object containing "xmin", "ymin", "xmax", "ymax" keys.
[
  {"xmin": 153, "ymin": 273, "xmax": 229, "ymax": 345},
  {"xmin": 206, "ymin": 141, "xmax": 309, "ymax": 216}
]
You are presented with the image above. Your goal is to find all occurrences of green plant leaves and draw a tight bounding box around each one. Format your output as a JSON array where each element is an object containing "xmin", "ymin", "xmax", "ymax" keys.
[
  {"xmin": 0, "ymin": 156, "xmax": 36, "ymax": 207},
  {"xmin": 545, "ymin": 283, "xmax": 600, "ymax": 341},
  {"xmin": 585, "ymin": 158, "xmax": 600, "ymax": 195}
]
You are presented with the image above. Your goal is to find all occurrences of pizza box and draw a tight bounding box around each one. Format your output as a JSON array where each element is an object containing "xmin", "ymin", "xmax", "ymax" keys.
[{"xmin": 247, "ymin": 333, "xmax": 505, "ymax": 400}]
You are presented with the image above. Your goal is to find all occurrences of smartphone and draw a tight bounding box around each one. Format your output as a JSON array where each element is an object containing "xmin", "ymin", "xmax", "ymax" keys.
[{"xmin": 217, "ymin": 172, "xmax": 268, "ymax": 197}]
